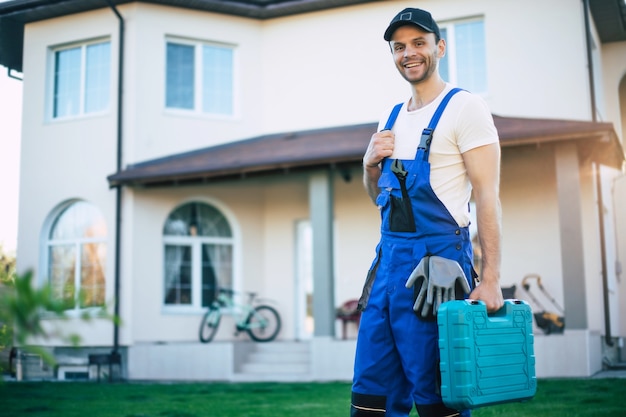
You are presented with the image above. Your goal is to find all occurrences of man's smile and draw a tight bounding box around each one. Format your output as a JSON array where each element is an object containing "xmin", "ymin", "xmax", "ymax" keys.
[{"xmin": 404, "ymin": 61, "xmax": 422, "ymax": 69}]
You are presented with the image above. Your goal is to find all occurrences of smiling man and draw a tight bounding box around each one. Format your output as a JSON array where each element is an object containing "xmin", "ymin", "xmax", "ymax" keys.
[{"xmin": 352, "ymin": 7, "xmax": 503, "ymax": 417}]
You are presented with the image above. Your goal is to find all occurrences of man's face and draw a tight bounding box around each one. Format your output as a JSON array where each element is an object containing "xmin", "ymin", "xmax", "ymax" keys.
[{"xmin": 389, "ymin": 25, "xmax": 444, "ymax": 85}]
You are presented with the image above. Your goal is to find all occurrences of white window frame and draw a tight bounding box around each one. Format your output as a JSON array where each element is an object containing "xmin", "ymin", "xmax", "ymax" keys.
[
  {"xmin": 439, "ymin": 17, "xmax": 488, "ymax": 95},
  {"xmin": 163, "ymin": 236, "xmax": 234, "ymax": 311},
  {"xmin": 41, "ymin": 200, "xmax": 107, "ymax": 317},
  {"xmin": 162, "ymin": 201, "xmax": 237, "ymax": 314},
  {"xmin": 47, "ymin": 38, "xmax": 111, "ymax": 121},
  {"xmin": 164, "ymin": 37, "xmax": 238, "ymax": 119}
]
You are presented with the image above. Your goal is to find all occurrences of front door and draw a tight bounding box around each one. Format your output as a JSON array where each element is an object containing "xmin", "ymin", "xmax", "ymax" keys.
[{"xmin": 295, "ymin": 219, "xmax": 314, "ymax": 340}]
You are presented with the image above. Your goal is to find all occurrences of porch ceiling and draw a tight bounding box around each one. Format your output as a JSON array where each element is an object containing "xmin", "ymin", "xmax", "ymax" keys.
[{"xmin": 107, "ymin": 115, "xmax": 626, "ymax": 187}]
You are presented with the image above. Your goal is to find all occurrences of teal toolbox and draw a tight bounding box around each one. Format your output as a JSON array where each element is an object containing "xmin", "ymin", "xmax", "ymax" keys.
[{"xmin": 437, "ymin": 299, "xmax": 537, "ymax": 410}]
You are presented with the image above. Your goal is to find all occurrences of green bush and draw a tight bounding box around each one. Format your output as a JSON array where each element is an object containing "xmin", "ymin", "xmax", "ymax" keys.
[
  {"xmin": 0, "ymin": 246, "xmax": 117, "ymax": 374},
  {"xmin": 0, "ymin": 247, "xmax": 16, "ymax": 373}
]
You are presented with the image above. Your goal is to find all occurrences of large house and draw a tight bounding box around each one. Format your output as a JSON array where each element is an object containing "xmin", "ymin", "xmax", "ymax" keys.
[{"xmin": 1, "ymin": 0, "xmax": 625, "ymax": 381}]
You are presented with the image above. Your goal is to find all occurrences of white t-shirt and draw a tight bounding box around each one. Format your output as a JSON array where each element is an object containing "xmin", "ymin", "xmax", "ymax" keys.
[{"xmin": 376, "ymin": 85, "xmax": 499, "ymax": 227}]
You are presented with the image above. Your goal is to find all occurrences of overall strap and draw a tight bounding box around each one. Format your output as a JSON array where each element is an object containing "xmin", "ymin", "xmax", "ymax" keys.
[
  {"xmin": 418, "ymin": 87, "xmax": 463, "ymax": 150},
  {"xmin": 379, "ymin": 88, "xmax": 463, "ymax": 168},
  {"xmin": 382, "ymin": 102, "xmax": 403, "ymax": 131},
  {"xmin": 379, "ymin": 103, "xmax": 403, "ymax": 171}
]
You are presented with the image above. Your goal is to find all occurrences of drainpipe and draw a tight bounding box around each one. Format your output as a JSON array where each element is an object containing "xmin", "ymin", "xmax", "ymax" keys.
[
  {"xmin": 583, "ymin": 0, "xmax": 597, "ymax": 123},
  {"xmin": 105, "ymin": 0, "xmax": 124, "ymax": 356},
  {"xmin": 583, "ymin": 0, "xmax": 613, "ymax": 347}
]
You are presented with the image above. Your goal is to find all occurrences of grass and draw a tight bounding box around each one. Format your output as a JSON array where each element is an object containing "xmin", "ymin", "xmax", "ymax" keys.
[{"xmin": 0, "ymin": 378, "xmax": 623, "ymax": 417}]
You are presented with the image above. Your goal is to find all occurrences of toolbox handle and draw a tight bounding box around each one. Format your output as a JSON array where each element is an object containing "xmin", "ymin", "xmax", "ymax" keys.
[{"xmin": 467, "ymin": 299, "xmax": 524, "ymax": 318}]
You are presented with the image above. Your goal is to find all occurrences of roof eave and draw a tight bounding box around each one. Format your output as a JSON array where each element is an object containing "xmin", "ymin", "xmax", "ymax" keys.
[
  {"xmin": 107, "ymin": 159, "xmax": 357, "ymax": 187},
  {"xmin": 107, "ymin": 117, "xmax": 626, "ymax": 188}
]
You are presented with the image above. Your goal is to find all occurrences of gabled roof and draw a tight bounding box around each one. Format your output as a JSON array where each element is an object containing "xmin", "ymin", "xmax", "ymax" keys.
[{"xmin": 107, "ymin": 115, "xmax": 625, "ymax": 187}]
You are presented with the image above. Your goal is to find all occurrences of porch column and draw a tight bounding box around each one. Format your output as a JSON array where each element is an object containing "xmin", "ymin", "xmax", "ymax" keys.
[
  {"xmin": 555, "ymin": 143, "xmax": 587, "ymax": 329},
  {"xmin": 309, "ymin": 169, "xmax": 336, "ymax": 337}
]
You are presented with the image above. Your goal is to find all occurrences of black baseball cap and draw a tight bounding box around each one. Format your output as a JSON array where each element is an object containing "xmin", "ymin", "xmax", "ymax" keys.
[{"xmin": 383, "ymin": 8, "xmax": 441, "ymax": 41}]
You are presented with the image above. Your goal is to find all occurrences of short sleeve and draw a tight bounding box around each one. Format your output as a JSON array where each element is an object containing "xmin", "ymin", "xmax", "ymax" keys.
[{"xmin": 456, "ymin": 94, "xmax": 499, "ymax": 154}]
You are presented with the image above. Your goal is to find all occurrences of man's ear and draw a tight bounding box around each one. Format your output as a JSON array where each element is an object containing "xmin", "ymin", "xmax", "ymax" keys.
[{"xmin": 437, "ymin": 39, "xmax": 446, "ymax": 58}]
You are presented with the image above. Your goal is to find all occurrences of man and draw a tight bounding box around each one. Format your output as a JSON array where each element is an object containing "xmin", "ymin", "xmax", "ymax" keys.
[{"xmin": 351, "ymin": 7, "xmax": 504, "ymax": 417}]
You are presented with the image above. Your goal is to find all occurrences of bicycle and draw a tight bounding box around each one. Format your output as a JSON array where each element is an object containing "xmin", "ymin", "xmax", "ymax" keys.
[{"xmin": 198, "ymin": 288, "xmax": 281, "ymax": 343}]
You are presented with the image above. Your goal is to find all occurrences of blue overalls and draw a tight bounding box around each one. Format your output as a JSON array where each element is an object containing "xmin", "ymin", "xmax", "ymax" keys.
[{"xmin": 352, "ymin": 89, "xmax": 473, "ymax": 417}]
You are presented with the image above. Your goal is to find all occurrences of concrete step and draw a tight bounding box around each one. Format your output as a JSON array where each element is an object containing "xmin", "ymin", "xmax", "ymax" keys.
[
  {"xmin": 252, "ymin": 342, "xmax": 310, "ymax": 353},
  {"xmin": 240, "ymin": 362, "xmax": 309, "ymax": 374},
  {"xmin": 247, "ymin": 351, "xmax": 309, "ymax": 363},
  {"xmin": 230, "ymin": 372, "xmax": 313, "ymax": 382},
  {"xmin": 235, "ymin": 342, "xmax": 311, "ymax": 380}
]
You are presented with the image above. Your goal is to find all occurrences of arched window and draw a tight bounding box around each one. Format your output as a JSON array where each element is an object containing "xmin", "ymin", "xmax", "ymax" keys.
[
  {"xmin": 47, "ymin": 201, "xmax": 107, "ymax": 310},
  {"xmin": 163, "ymin": 202, "xmax": 233, "ymax": 308}
]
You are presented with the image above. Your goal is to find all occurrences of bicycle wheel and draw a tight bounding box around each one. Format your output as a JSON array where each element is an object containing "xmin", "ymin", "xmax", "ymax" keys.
[
  {"xmin": 245, "ymin": 305, "xmax": 281, "ymax": 342},
  {"xmin": 199, "ymin": 307, "xmax": 221, "ymax": 343}
]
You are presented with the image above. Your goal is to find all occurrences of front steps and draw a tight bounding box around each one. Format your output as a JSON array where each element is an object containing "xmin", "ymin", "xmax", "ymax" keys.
[{"xmin": 232, "ymin": 341, "xmax": 312, "ymax": 382}]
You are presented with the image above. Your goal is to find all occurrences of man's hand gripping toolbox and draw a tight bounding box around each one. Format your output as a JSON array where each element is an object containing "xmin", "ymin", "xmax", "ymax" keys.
[{"xmin": 437, "ymin": 299, "xmax": 537, "ymax": 410}]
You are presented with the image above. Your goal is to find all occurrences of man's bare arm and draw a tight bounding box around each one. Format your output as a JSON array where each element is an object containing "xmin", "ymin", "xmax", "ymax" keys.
[
  {"xmin": 363, "ymin": 130, "xmax": 395, "ymax": 203},
  {"xmin": 463, "ymin": 142, "xmax": 504, "ymax": 312},
  {"xmin": 363, "ymin": 165, "xmax": 382, "ymax": 204}
]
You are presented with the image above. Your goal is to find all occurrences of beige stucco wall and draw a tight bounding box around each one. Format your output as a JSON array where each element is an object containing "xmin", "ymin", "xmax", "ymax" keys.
[
  {"xmin": 482, "ymin": 0, "xmax": 591, "ymax": 120},
  {"xmin": 500, "ymin": 146, "xmax": 562, "ymax": 291},
  {"xmin": 601, "ymin": 41, "xmax": 626, "ymax": 139},
  {"xmin": 124, "ymin": 3, "xmax": 266, "ymax": 162},
  {"xmin": 260, "ymin": 0, "xmax": 594, "ymax": 133},
  {"xmin": 580, "ymin": 162, "xmax": 606, "ymax": 334},
  {"xmin": 615, "ymin": 175, "xmax": 626, "ymax": 337}
]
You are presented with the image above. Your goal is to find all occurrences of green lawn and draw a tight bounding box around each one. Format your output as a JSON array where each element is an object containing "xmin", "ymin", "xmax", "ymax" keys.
[{"xmin": 0, "ymin": 378, "xmax": 623, "ymax": 417}]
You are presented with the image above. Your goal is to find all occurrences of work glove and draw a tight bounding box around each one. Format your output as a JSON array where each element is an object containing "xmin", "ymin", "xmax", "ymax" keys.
[{"xmin": 406, "ymin": 256, "xmax": 471, "ymax": 319}]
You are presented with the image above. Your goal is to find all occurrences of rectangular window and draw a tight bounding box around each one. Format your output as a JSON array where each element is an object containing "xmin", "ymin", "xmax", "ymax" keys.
[
  {"xmin": 201, "ymin": 244, "xmax": 232, "ymax": 307},
  {"xmin": 48, "ymin": 242, "xmax": 106, "ymax": 309},
  {"xmin": 164, "ymin": 244, "xmax": 193, "ymax": 305},
  {"xmin": 166, "ymin": 39, "xmax": 234, "ymax": 116},
  {"xmin": 439, "ymin": 19, "xmax": 487, "ymax": 94},
  {"xmin": 49, "ymin": 244, "xmax": 77, "ymax": 309},
  {"xmin": 80, "ymin": 242, "xmax": 106, "ymax": 308},
  {"xmin": 202, "ymin": 45, "xmax": 233, "ymax": 115},
  {"xmin": 166, "ymin": 43, "xmax": 195, "ymax": 109},
  {"xmin": 52, "ymin": 40, "xmax": 111, "ymax": 118}
]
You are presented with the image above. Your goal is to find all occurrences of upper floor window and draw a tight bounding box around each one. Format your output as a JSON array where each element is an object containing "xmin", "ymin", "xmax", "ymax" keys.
[
  {"xmin": 163, "ymin": 202, "xmax": 233, "ymax": 309},
  {"xmin": 52, "ymin": 40, "xmax": 111, "ymax": 119},
  {"xmin": 165, "ymin": 39, "xmax": 234, "ymax": 116},
  {"xmin": 439, "ymin": 19, "xmax": 487, "ymax": 94},
  {"xmin": 47, "ymin": 201, "xmax": 107, "ymax": 310}
]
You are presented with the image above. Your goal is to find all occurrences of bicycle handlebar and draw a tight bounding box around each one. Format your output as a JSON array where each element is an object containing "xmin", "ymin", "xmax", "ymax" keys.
[{"xmin": 218, "ymin": 288, "xmax": 257, "ymax": 300}]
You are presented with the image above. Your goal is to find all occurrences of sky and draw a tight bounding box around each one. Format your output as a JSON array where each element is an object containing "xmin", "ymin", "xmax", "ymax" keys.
[{"xmin": 0, "ymin": 65, "xmax": 22, "ymax": 254}]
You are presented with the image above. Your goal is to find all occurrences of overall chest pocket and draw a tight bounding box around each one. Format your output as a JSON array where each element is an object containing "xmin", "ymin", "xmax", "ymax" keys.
[{"xmin": 377, "ymin": 161, "xmax": 418, "ymax": 233}]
